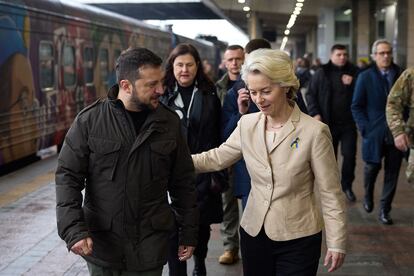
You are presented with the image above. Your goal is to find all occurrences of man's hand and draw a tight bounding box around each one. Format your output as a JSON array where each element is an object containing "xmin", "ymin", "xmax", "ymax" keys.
[
  {"xmin": 71, "ymin": 237, "xmax": 93, "ymax": 256},
  {"xmin": 324, "ymin": 250, "xmax": 345, "ymax": 273},
  {"xmin": 178, "ymin": 245, "xmax": 195, "ymax": 261},
  {"xmin": 237, "ymin": 88, "xmax": 250, "ymax": 115},
  {"xmin": 342, "ymin": 74, "xmax": 353, "ymax": 85},
  {"xmin": 394, "ymin": 133, "xmax": 410, "ymax": 152}
]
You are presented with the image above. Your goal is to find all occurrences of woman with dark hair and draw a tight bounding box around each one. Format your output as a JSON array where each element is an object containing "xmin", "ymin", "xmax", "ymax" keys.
[{"xmin": 162, "ymin": 43, "xmax": 226, "ymax": 276}]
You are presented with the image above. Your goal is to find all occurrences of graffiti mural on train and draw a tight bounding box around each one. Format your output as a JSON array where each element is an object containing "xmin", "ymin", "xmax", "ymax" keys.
[
  {"xmin": 0, "ymin": 0, "xmax": 219, "ymax": 167},
  {"xmin": 0, "ymin": 1, "xmax": 38, "ymax": 165}
]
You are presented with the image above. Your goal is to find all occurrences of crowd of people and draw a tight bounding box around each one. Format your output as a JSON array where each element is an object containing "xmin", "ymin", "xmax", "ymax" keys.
[{"xmin": 55, "ymin": 37, "xmax": 414, "ymax": 276}]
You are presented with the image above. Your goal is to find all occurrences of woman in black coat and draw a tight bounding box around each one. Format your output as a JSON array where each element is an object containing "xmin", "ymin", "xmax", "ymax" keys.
[{"xmin": 162, "ymin": 43, "xmax": 226, "ymax": 276}]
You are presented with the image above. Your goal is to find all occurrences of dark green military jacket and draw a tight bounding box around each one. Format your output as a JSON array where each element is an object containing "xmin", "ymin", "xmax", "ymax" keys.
[{"xmin": 56, "ymin": 86, "xmax": 198, "ymax": 271}]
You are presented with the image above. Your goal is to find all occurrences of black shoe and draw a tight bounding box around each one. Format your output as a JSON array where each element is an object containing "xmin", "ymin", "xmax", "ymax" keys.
[
  {"xmin": 379, "ymin": 210, "xmax": 393, "ymax": 225},
  {"xmin": 344, "ymin": 189, "xmax": 356, "ymax": 202},
  {"xmin": 363, "ymin": 200, "xmax": 373, "ymax": 213}
]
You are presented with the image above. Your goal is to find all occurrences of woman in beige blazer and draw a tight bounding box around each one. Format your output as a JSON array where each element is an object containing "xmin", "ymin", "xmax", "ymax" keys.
[{"xmin": 192, "ymin": 49, "xmax": 347, "ymax": 275}]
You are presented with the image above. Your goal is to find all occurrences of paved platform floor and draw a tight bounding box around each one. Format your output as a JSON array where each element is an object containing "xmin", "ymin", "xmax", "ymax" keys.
[{"xmin": 0, "ymin": 153, "xmax": 413, "ymax": 276}]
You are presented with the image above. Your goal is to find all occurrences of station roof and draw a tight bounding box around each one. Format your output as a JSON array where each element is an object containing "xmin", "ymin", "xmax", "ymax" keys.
[
  {"xmin": 79, "ymin": 0, "xmax": 350, "ymax": 41},
  {"xmin": 79, "ymin": 0, "xmax": 228, "ymax": 20}
]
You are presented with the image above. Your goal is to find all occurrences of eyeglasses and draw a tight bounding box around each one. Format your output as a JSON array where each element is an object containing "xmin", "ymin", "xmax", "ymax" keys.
[{"xmin": 375, "ymin": 51, "xmax": 392, "ymax": 56}]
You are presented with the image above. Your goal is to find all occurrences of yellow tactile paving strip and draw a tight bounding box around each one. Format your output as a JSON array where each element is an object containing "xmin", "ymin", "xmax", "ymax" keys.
[{"xmin": 0, "ymin": 172, "xmax": 54, "ymax": 207}]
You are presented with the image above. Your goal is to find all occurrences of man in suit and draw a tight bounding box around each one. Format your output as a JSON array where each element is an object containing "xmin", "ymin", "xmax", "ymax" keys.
[{"xmin": 352, "ymin": 39, "xmax": 403, "ymax": 225}]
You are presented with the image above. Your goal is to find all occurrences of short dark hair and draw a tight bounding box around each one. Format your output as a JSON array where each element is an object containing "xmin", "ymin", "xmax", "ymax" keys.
[
  {"xmin": 245, "ymin": 38, "xmax": 271, "ymax": 54},
  {"xmin": 331, "ymin": 44, "xmax": 347, "ymax": 53},
  {"xmin": 164, "ymin": 43, "xmax": 215, "ymax": 92},
  {"xmin": 115, "ymin": 48, "xmax": 162, "ymax": 84},
  {"xmin": 226, "ymin": 44, "xmax": 244, "ymax": 52}
]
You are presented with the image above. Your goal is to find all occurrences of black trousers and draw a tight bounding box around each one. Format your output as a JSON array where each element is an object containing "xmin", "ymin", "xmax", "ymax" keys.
[
  {"xmin": 330, "ymin": 124, "xmax": 357, "ymax": 191},
  {"xmin": 168, "ymin": 224, "xmax": 211, "ymax": 276},
  {"xmin": 364, "ymin": 144, "xmax": 403, "ymax": 213},
  {"xmin": 240, "ymin": 227, "xmax": 322, "ymax": 276}
]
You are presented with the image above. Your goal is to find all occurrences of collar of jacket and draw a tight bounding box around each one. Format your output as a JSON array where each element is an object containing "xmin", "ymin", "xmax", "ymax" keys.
[
  {"xmin": 373, "ymin": 62, "xmax": 401, "ymax": 80},
  {"xmin": 107, "ymin": 84, "xmax": 170, "ymax": 131},
  {"xmin": 107, "ymin": 84, "xmax": 126, "ymax": 109},
  {"xmin": 165, "ymin": 82, "xmax": 199, "ymax": 102},
  {"xmin": 216, "ymin": 72, "xmax": 230, "ymax": 89},
  {"xmin": 322, "ymin": 60, "xmax": 356, "ymax": 74},
  {"xmin": 256, "ymin": 103, "xmax": 301, "ymax": 154}
]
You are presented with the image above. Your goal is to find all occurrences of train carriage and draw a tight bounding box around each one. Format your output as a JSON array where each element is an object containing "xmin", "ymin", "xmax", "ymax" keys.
[{"xmin": 0, "ymin": 0, "xmax": 217, "ymax": 167}]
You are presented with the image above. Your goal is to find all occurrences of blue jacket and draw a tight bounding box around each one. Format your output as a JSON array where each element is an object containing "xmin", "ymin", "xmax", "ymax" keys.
[
  {"xmin": 351, "ymin": 64, "xmax": 402, "ymax": 163},
  {"xmin": 222, "ymin": 79, "xmax": 259, "ymax": 197}
]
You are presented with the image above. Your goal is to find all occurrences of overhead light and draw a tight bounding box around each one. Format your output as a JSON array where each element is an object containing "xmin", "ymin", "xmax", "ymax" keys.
[
  {"xmin": 280, "ymin": 36, "xmax": 288, "ymax": 51},
  {"xmin": 293, "ymin": 10, "xmax": 300, "ymax": 15},
  {"xmin": 297, "ymin": 0, "xmax": 304, "ymax": 2},
  {"xmin": 344, "ymin": 9, "xmax": 352, "ymax": 15},
  {"xmin": 238, "ymin": 0, "xmax": 245, "ymax": 3},
  {"xmin": 243, "ymin": 6, "xmax": 250, "ymax": 11},
  {"xmin": 284, "ymin": 29, "xmax": 290, "ymax": 35},
  {"xmin": 295, "ymin": 7, "xmax": 302, "ymax": 12},
  {"xmin": 296, "ymin": 3, "xmax": 303, "ymax": 7}
]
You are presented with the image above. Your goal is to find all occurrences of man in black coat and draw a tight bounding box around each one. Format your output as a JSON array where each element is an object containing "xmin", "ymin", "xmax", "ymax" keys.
[
  {"xmin": 306, "ymin": 44, "xmax": 359, "ymax": 202},
  {"xmin": 56, "ymin": 48, "xmax": 199, "ymax": 275}
]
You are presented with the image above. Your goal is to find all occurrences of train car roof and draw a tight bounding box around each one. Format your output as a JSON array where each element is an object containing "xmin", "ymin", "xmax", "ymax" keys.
[{"xmin": 0, "ymin": 0, "xmax": 213, "ymax": 47}]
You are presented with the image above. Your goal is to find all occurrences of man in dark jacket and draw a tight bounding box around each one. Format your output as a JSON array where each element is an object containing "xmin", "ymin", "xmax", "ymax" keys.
[
  {"xmin": 56, "ymin": 48, "xmax": 199, "ymax": 275},
  {"xmin": 352, "ymin": 39, "xmax": 403, "ymax": 225},
  {"xmin": 306, "ymin": 44, "xmax": 359, "ymax": 203}
]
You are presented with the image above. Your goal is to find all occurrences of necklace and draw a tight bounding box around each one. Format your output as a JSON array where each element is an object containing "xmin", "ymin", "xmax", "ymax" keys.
[
  {"xmin": 266, "ymin": 116, "xmax": 285, "ymax": 130},
  {"xmin": 270, "ymin": 123, "xmax": 284, "ymax": 129}
]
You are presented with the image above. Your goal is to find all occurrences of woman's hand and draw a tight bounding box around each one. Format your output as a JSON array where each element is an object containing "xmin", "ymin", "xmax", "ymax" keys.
[
  {"xmin": 237, "ymin": 88, "xmax": 250, "ymax": 115},
  {"xmin": 324, "ymin": 250, "xmax": 345, "ymax": 272}
]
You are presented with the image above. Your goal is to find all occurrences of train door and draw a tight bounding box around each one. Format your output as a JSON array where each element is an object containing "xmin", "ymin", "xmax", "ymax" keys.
[
  {"xmin": 82, "ymin": 45, "xmax": 96, "ymax": 106},
  {"xmin": 94, "ymin": 33, "xmax": 111, "ymax": 98},
  {"xmin": 108, "ymin": 33, "xmax": 122, "ymax": 88},
  {"xmin": 37, "ymin": 40, "xmax": 58, "ymax": 152},
  {"xmin": 53, "ymin": 24, "xmax": 78, "ymax": 147}
]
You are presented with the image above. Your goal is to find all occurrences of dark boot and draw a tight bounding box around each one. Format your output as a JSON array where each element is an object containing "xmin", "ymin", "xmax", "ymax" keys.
[{"xmin": 193, "ymin": 256, "xmax": 206, "ymax": 276}]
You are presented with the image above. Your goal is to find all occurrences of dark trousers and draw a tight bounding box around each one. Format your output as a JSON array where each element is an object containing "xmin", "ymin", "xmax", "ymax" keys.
[
  {"xmin": 86, "ymin": 261, "xmax": 162, "ymax": 276},
  {"xmin": 364, "ymin": 144, "xmax": 403, "ymax": 213},
  {"xmin": 240, "ymin": 227, "xmax": 322, "ymax": 276},
  {"xmin": 330, "ymin": 124, "xmax": 357, "ymax": 191},
  {"xmin": 168, "ymin": 224, "xmax": 211, "ymax": 276}
]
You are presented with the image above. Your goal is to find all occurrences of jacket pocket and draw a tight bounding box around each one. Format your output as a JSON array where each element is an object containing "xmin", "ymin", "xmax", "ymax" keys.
[
  {"xmin": 285, "ymin": 195, "xmax": 317, "ymax": 232},
  {"xmin": 88, "ymin": 136, "xmax": 121, "ymax": 180},
  {"xmin": 150, "ymin": 140, "xmax": 176, "ymax": 181}
]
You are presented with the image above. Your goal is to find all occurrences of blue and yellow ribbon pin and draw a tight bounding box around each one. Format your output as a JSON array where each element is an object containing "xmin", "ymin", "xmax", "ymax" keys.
[{"xmin": 290, "ymin": 137, "xmax": 300, "ymax": 149}]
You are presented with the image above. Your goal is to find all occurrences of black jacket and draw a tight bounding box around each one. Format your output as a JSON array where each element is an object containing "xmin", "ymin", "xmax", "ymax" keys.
[
  {"xmin": 56, "ymin": 85, "xmax": 198, "ymax": 271},
  {"xmin": 306, "ymin": 61, "xmax": 359, "ymax": 125},
  {"xmin": 162, "ymin": 85, "xmax": 225, "ymax": 224}
]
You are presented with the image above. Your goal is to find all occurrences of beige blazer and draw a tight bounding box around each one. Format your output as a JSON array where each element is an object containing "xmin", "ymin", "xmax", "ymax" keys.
[{"xmin": 192, "ymin": 104, "xmax": 347, "ymax": 252}]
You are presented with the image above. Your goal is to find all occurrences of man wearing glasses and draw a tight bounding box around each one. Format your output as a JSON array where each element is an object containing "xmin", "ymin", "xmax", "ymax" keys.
[{"xmin": 351, "ymin": 39, "xmax": 403, "ymax": 225}]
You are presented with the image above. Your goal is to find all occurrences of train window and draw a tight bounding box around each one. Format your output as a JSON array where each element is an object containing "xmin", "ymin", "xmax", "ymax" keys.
[
  {"xmin": 99, "ymin": 48, "xmax": 109, "ymax": 83},
  {"xmin": 63, "ymin": 45, "xmax": 76, "ymax": 87},
  {"xmin": 39, "ymin": 42, "xmax": 55, "ymax": 90},
  {"xmin": 114, "ymin": 49, "xmax": 121, "ymax": 63},
  {"xmin": 83, "ymin": 47, "xmax": 94, "ymax": 84}
]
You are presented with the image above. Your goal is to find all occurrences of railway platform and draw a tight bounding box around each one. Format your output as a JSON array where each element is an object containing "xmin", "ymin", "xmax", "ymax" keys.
[{"xmin": 0, "ymin": 153, "xmax": 413, "ymax": 276}]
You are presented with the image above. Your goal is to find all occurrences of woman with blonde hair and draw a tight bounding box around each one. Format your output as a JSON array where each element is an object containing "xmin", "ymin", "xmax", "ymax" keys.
[{"xmin": 192, "ymin": 49, "xmax": 347, "ymax": 275}]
